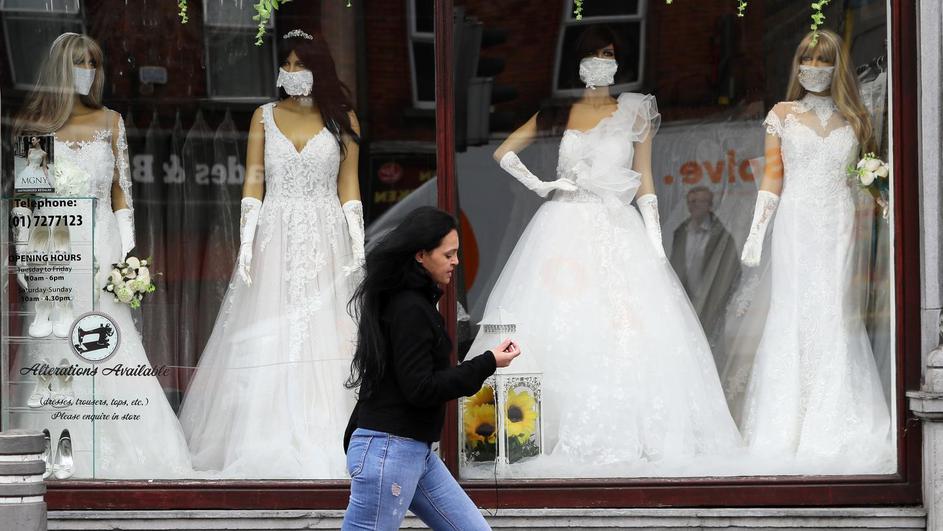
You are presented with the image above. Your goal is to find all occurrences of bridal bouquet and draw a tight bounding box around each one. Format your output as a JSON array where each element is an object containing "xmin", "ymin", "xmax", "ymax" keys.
[
  {"xmin": 103, "ymin": 256, "xmax": 156, "ymax": 309},
  {"xmin": 53, "ymin": 158, "xmax": 91, "ymax": 197},
  {"xmin": 848, "ymin": 152, "xmax": 890, "ymax": 219}
]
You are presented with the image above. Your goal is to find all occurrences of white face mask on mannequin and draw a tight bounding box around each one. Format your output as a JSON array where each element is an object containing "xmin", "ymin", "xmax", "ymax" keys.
[
  {"xmin": 579, "ymin": 57, "xmax": 618, "ymax": 90},
  {"xmin": 73, "ymin": 67, "xmax": 95, "ymax": 96},
  {"xmin": 276, "ymin": 68, "xmax": 314, "ymax": 97},
  {"xmin": 797, "ymin": 65, "xmax": 834, "ymax": 93}
]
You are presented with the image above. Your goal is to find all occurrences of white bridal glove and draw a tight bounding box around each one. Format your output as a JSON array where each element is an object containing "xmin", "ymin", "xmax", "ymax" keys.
[
  {"xmin": 741, "ymin": 190, "xmax": 780, "ymax": 267},
  {"xmin": 10, "ymin": 206, "xmax": 31, "ymax": 289},
  {"xmin": 114, "ymin": 209, "xmax": 136, "ymax": 259},
  {"xmin": 635, "ymin": 194, "xmax": 666, "ymax": 260},
  {"xmin": 499, "ymin": 151, "xmax": 578, "ymax": 198},
  {"xmin": 238, "ymin": 197, "xmax": 262, "ymax": 285},
  {"xmin": 342, "ymin": 200, "xmax": 366, "ymax": 277}
]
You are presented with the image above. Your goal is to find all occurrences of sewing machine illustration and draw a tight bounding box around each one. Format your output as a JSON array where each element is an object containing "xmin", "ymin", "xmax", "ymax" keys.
[{"xmin": 73, "ymin": 323, "xmax": 115, "ymax": 354}]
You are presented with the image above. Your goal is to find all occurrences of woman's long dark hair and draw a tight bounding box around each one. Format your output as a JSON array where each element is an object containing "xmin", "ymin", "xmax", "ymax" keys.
[
  {"xmin": 536, "ymin": 24, "xmax": 623, "ymax": 136},
  {"xmin": 346, "ymin": 207, "xmax": 458, "ymax": 399},
  {"xmin": 278, "ymin": 30, "xmax": 360, "ymax": 156}
]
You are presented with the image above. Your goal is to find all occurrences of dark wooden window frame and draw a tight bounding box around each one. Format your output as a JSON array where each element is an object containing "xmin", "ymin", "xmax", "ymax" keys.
[{"xmin": 43, "ymin": 0, "xmax": 922, "ymax": 510}]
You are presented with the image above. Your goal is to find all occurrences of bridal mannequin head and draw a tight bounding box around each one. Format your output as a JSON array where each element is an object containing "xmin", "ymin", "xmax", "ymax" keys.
[
  {"xmin": 30, "ymin": 136, "xmax": 40, "ymax": 148},
  {"xmin": 573, "ymin": 25, "xmax": 622, "ymax": 91},
  {"xmin": 277, "ymin": 29, "xmax": 359, "ymax": 152},
  {"xmin": 14, "ymin": 33, "xmax": 104, "ymax": 136},
  {"xmin": 785, "ymin": 29, "xmax": 875, "ymax": 152}
]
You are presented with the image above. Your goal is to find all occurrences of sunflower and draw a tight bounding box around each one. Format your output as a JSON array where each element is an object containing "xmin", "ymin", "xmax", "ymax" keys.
[
  {"xmin": 466, "ymin": 385, "xmax": 495, "ymax": 409},
  {"xmin": 505, "ymin": 388, "xmax": 538, "ymax": 441},
  {"xmin": 463, "ymin": 404, "xmax": 497, "ymax": 445}
]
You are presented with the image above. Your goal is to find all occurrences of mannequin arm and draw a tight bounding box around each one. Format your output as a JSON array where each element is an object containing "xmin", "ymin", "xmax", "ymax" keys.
[
  {"xmin": 759, "ymin": 133, "xmax": 784, "ymax": 195},
  {"xmin": 741, "ymin": 132, "xmax": 784, "ymax": 266},
  {"xmin": 243, "ymin": 107, "xmax": 266, "ymax": 202},
  {"xmin": 632, "ymin": 132, "xmax": 655, "ymax": 197},
  {"xmin": 493, "ymin": 113, "xmax": 539, "ymax": 162},
  {"xmin": 337, "ymin": 111, "xmax": 362, "ymax": 205}
]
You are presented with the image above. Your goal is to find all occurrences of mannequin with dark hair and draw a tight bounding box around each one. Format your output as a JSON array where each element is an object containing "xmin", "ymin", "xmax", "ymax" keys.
[{"xmin": 178, "ymin": 28, "xmax": 365, "ymax": 479}]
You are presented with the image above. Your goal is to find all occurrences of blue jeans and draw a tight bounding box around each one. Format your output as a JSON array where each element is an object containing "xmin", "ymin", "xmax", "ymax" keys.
[{"xmin": 341, "ymin": 428, "xmax": 490, "ymax": 531}]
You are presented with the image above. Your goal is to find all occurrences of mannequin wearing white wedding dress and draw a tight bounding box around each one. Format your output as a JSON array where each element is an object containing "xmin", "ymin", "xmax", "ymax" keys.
[
  {"xmin": 11, "ymin": 34, "xmax": 192, "ymax": 479},
  {"xmin": 737, "ymin": 30, "xmax": 893, "ymax": 474},
  {"xmin": 178, "ymin": 35, "xmax": 363, "ymax": 479},
  {"xmin": 464, "ymin": 34, "xmax": 741, "ymax": 478}
]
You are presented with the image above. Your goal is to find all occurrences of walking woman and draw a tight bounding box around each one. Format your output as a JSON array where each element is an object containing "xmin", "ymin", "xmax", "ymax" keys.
[{"xmin": 342, "ymin": 206, "xmax": 521, "ymax": 530}]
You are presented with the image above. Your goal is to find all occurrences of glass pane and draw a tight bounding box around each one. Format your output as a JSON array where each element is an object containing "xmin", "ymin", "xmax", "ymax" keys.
[
  {"xmin": 205, "ymin": 29, "xmax": 276, "ymax": 99},
  {"xmin": 1, "ymin": 0, "xmax": 436, "ymax": 482},
  {"xmin": 579, "ymin": 0, "xmax": 640, "ymax": 18},
  {"xmin": 414, "ymin": 0, "xmax": 434, "ymax": 34},
  {"xmin": 413, "ymin": 40, "xmax": 436, "ymax": 103},
  {"xmin": 204, "ymin": 0, "xmax": 272, "ymax": 28},
  {"xmin": 0, "ymin": 0, "xmax": 79, "ymax": 14},
  {"xmin": 454, "ymin": 0, "xmax": 895, "ymax": 480},
  {"xmin": 3, "ymin": 16, "xmax": 83, "ymax": 86}
]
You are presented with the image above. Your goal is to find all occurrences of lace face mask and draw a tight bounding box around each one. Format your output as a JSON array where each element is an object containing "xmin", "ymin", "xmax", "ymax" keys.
[
  {"xmin": 276, "ymin": 68, "xmax": 314, "ymax": 97},
  {"xmin": 797, "ymin": 65, "xmax": 835, "ymax": 93},
  {"xmin": 579, "ymin": 57, "xmax": 618, "ymax": 90},
  {"xmin": 73, "ymin": 67, "xmax": 95, "ymax": 96}
]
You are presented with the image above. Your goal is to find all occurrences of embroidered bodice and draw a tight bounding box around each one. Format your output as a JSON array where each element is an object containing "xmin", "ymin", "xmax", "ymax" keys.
[
  {"xmin": 52, "ymin": 109, "xmax": 133, "ymax": 208},
  {"xmin": 554, "ymin": 93, "xmax": 659, "ymax": 207},
  {"xmin": 260, "ymin": 102, "xmax": 340, "ymax": 201},
  {"xmin": 764, "ymin": 95, "xmax": 858, "ymax": 203}
]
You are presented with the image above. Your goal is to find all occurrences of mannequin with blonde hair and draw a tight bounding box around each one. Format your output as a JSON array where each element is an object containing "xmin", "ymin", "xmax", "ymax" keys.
[
  {"xmin": 10, "ymin": 33, "xmax": 193, "ymax": 478},
  {"xmin": 735, "ymin": 29, "xmax": 893, "ymax": 473}
]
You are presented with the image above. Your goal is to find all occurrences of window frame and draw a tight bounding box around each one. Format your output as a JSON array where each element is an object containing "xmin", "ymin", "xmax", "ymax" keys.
[
  {"xmin": 407, "ymin": 0, "xmax": 436, "ymax": 110},
  {"xmin": 39, "ymin": 0, "xmax": 923, "ymax": 510}
]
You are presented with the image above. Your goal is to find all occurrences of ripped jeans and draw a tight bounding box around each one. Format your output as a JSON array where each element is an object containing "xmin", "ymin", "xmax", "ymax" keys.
[{"xmin": 341, "ymin": 428, "xmax": 490, "ymax": 531}]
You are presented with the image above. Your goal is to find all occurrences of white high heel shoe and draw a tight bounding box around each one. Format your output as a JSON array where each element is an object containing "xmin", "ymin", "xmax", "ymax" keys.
[
  {"xmin": 52, "ymin": 429, "xmax": 73, "ymax": 480},
  {"xmin": 28, "ymin": 300, "xmax": 53, "ymax": 338},
  {"xmin": 41, "ymin": 428, "xmax": 52, "ymax": 479}
]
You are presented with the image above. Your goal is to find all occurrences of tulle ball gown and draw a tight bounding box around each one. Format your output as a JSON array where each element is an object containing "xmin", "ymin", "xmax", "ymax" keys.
[
  {"xmin": 178, "ymin": 102, "xmax": 358, "ymax": 479},
  {"xmin": 465, "ymin": 93, "xmax": 742, "ymax": 478}
]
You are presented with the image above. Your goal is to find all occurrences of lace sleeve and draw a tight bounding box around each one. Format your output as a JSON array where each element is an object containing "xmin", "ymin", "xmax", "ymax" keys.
[
  {"xmin": 763, "ymin": 109, "xmax": 783, "ymax": 138},
  {"xmin": 113, "ymin": 113, "xmax": 133, "ymax": 210},
  {"xmin": 626, "ymin": 93, "xmax": 661, "ymax": 142}
]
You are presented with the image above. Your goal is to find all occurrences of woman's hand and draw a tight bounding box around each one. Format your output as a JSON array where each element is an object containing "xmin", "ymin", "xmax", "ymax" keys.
[{"xmin": 492, "ymin": 338, "xmax": 522, "ymax": 368}]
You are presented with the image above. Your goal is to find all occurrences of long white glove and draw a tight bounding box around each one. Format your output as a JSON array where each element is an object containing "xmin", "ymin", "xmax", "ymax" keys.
[
  {"xmin": 114, "ymin": 209, "xmax": 136, "ymax": 258},
  {"xmin": 11, "ymin": 206, "xmax": 31, "ymax": 289},
  {"xmin": 499, "ymin": 151, "xmax": 578, "ymax": 198},
  {"xmin": 341, "ymin": 200, "xmax": 365, "ymax": 277},
  {"xmin": 237, "ymin": 197, "xmax": 262, "ymax": 285},
  {"xmin": 741, "ymin": 190, "xmax": 780, "ymax": 267},
  {"xmin": 636, "ymin": 193, "xmax": 666, "ymax": 260}
]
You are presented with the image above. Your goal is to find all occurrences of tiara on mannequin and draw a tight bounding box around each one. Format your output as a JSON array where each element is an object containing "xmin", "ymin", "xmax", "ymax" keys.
[{"xmin": 283, "ymin": 29, "xmax": 314, "ymax": 40}]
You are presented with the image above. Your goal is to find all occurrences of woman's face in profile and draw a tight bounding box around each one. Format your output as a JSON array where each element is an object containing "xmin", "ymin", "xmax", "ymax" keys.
[
  {"xmin": 30, "ymin": 137, "xmax": 39, "ymax": 147},
  {"xmin": 417, "ymin": 229, "xmax": 460, "ymax": 285}
]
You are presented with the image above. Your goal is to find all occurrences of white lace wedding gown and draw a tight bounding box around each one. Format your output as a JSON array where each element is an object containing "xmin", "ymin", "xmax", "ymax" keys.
[
  {"xmin": 465, "ymin": 93, "xmax": 742, "ymax": 478},
  {"xmin": 18, "ymin": 109, "xmax": 193, "ymax": 478},
  {"xmin": 736, "ymin": 95, "xmax": 894, "ymax": 474},
  {"xmin": 178, "ymin": 102, "xmax": 358, "ymax": 479}
]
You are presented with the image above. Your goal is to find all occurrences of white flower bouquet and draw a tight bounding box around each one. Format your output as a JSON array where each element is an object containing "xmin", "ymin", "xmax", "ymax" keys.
[
  {"xmin": 54, "ymin": 158, "xmax": 91, "ymax": 197},
  {"xmin": 848, "ymin": 152, "xmax": 890, "ymax": 219},
  {"xmin": 103, "ymin": 256, "xmax": 157, "ymax": 309}
]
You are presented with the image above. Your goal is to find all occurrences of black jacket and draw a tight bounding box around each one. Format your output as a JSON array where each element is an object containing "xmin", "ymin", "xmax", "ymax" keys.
[{"xmin": 344, "ymin": 267, "xmax": 497, "ymax": 449}]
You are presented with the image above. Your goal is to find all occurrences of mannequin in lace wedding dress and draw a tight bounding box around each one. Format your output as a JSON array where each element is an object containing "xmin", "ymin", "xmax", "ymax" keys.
[
  {"xmin": 735, "ymin": 30, "xmax": 893, "ymax": 474},
  {"xmin": 11, "ymin": 33, "xmax": 192, "ymax": 478},
  {"xmin": 178, "ymin": 30, "xmax": 362, "ymax": 478},
  {"xmin": 463, "ymin": 27, "xmax": 741, "ymax": 478}
]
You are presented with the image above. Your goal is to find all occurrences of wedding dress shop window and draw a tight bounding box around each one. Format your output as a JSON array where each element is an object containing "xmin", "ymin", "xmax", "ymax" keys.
[
  {"xmin": 453, "ymin": 0, "xmax": 896, "ymax": 481},
  {"xmin": 0, "ymin": 0, "xmax": 83, "ymax": 88}
]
